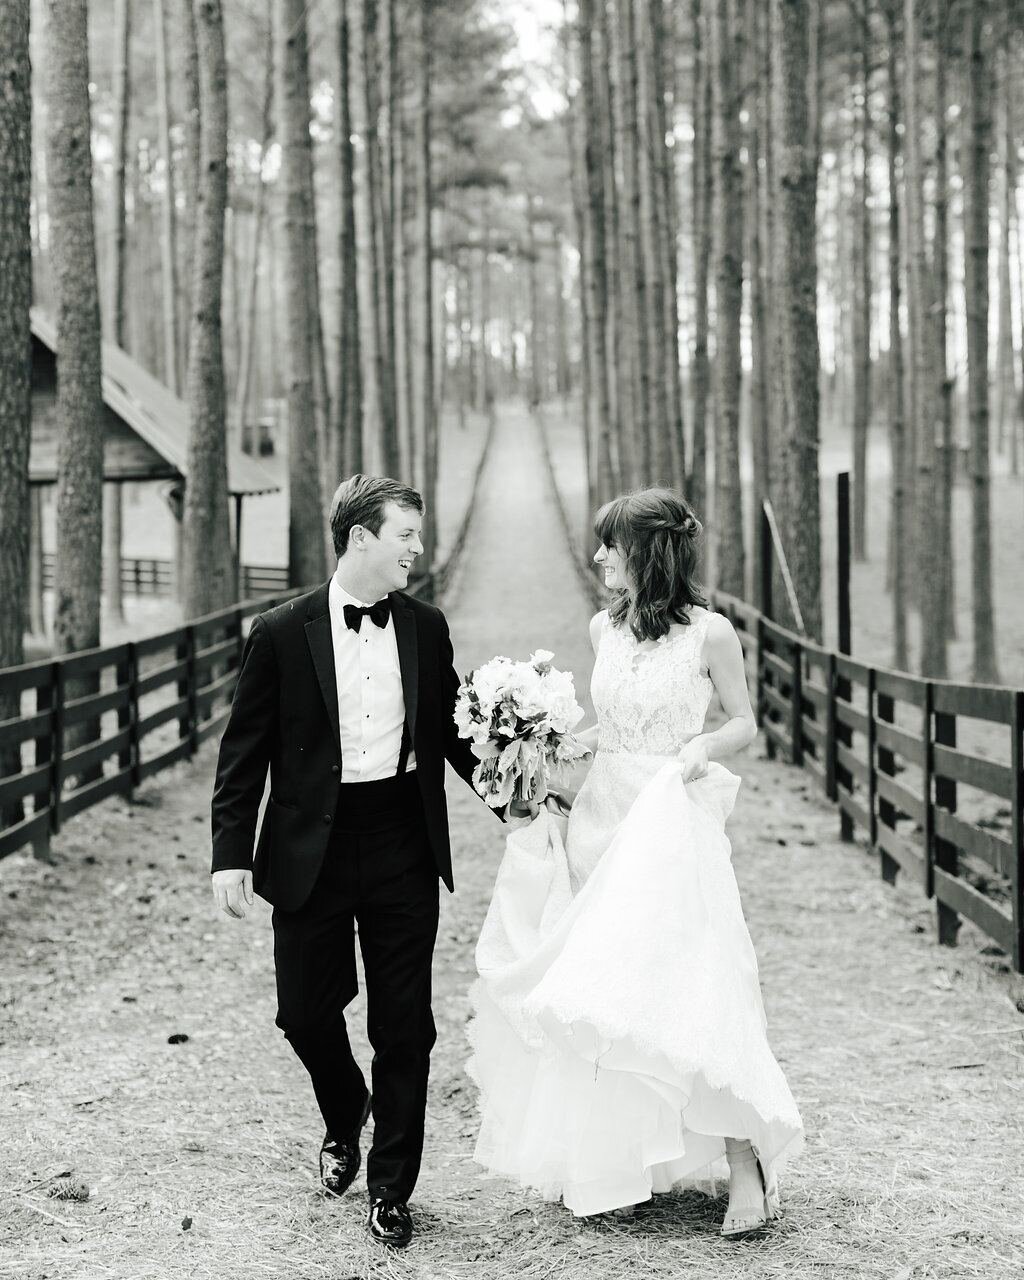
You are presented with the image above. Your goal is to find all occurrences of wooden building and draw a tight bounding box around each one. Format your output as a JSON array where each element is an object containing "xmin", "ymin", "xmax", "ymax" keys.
[{"xmin": 28, "ymin": 307, "xmax": 278, "ymax": 628}]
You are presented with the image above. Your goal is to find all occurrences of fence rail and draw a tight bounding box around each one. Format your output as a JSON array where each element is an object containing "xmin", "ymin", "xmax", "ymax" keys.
[
  {"xmin": 711, "ymin": 589, "xmax": 1024, "ymax": 974},
  {"xmin": 41, "ymin": 553, "xmax": 291, "ymax": 599},
  {"xmin": 0, "ymin": 577, "xmax": 431, "ymax": 866}
]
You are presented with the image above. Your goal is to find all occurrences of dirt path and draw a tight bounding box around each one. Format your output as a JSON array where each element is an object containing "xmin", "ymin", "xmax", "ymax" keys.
[{"xmin": 2, "ymin": 403, "xmax": 1022, "ymax": 1280}]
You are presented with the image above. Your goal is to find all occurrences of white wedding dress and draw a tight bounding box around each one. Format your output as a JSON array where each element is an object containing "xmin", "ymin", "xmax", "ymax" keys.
[{"xmin": 467, "ymin": 608, "xmax": 804, "ymax": 1217}]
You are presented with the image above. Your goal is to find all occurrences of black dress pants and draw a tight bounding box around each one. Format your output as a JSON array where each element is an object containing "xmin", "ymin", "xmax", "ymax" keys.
[{"xmin": 272, "ymin": 771, "xmax": 439, "ymax": 1202}]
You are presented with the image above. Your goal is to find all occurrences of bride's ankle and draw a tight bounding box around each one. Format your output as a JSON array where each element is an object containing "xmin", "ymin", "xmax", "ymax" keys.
[{"xmin": 724, "ymin": 1137, "xmax": 756, "ymax": 1165}]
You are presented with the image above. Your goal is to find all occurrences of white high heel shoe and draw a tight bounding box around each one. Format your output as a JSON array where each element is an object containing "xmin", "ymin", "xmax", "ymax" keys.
[{"xmin": 721, "ymin": 1140, "xmax": 772, "ymax": 1238}]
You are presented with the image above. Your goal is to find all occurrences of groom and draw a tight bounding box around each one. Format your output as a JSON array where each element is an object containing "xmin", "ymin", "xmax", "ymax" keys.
[{"xmin": 210, "ymin": 474, "xmax": 505, "ymax": 1248}]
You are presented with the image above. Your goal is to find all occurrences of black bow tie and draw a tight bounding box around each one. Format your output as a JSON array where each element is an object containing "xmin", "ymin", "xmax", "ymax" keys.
[{"xmin": 344, "ymin": 600, "xmax": 390, "ymax": 633}]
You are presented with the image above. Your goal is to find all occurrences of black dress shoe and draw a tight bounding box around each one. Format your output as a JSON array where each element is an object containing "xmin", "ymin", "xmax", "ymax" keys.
[
  {"xmin": 367, "ymin": 1197, "xmax": 413, "ymax": 1248},
  {"xmin": 319, "ymin": 1091, "xmax": 372, "ymax": 1197}
]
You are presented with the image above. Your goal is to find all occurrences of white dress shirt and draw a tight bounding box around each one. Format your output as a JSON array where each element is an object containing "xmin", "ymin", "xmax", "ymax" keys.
[{"xmin": 328, "ymin": 575, "xmax": 416, "ymax": 782}]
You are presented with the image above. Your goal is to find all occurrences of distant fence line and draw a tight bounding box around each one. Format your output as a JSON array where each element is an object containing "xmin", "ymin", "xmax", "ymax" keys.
[
  {"xmin": 41, "ymin": 553, "xmax": 290, "ymax": 600},
  {"xmin": 0, "ymin": 577, "xmax": 431, "ymax": 867},
  {"xmin": 0, "ymin": 416, "xmax": 499, "ymax": 870},
  {"xmin": 533, "ymin": 410, "xmax": 1024, "ymax": 975}
]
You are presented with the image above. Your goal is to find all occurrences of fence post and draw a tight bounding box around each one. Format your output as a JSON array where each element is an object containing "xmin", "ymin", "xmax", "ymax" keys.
[
  {"xmin": 124, "ymin": 642, "xmax": 141, "ymax": 791},
  {"xmin": 115, "ymin": 649, "xmax": 134, "ymax": 796},
  {"xmin": 51, "ymin": 661, "xmax": 66, "ymax": 837},
  {"xmin": 757, "ymin": 616, "xmax": 774, "ymax": 762},
  {"xmin": 932, "ymin": 692, "xmax": 960, "ymax": 946},
  {"xmin": 866, "ymin": 666, "xmax": 879, "ymax": 855},
  {"xmin": 177, "ymin": 626, "xmax": 198, "ymax": 757},
  {"xmin": 759, "ymin": 503, "xmax": 773, "ymax": 619},
  {"xmin": 876, "ymin": 685, "xmax": 899, "ymax": 884},
  {"xmin": 836, "ymin": 473, "xmax": 853, "ymax": 841},
  {"xmin": 837, "ymin": 472, "xmax": 851, "ymax": 658},
  {"xmin": 789, "ymin": 641, "xmax": 803, "ymax": 766},
  {"xmin": 825, "ymin": 652, "xmax": 837, "ymax": 801},
  {"xmin": 1010, "ymin": 691, "xmax": 1022, "ymax": 973},
  {"xmin": 31, "ymin": 671, "xmax": 56, "ymax": 861}
]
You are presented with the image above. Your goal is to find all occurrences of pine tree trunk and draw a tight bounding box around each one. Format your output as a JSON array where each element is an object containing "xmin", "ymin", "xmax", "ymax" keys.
[
  {"xmin": 636, "ymin": 0, "xmax": 669, "ymax": 482},
  {"xmin": 746, "ymin": 0, "xmax": 770, "ymax": 596},
  {"xmin": 762, "ymin": 0, "xmax": 787, "ymax": 551},
  {"xmin": 393, "ymin": 55, "xmax": 413, "ymax": 477},
  {"xmin": 358, "ymin": 0, "xmax": 400, "ymax": 475},
  {"xmin": 771, "ymin": 0, "xmax": 821, "ymax": 639},
  {"xmin": 554, "ymin": 232, "xmax": 570, "ymax": 399},
  {"xmin": 934, "ymin": 0, "xmax": 955, "ymax": 638},
  {"xmin": 648, "ymin": 0, "xmax": 685, "ymax": 489},
  {"xmin": 378, "ymin": 0, "xmax": 400, "ymax": 470},
  {"xmin": 615, "ymin": 0, "xmax": 650, "ymax": 478},
  {"xmin": 0, "ymin": 0, "xmax": 33, "ymax": 687},
  {"xmin": 45, "ymin": 0, "xmax": 106, "ymax": 783},
  {"xmin": 336, "ymin": 0, "xmax": 363, "ymax": 476},
  {"xmin": 689, "ymin": 0, "xmax": 711, "ymax": 521},
  {"xmin": 884, "ymin": 0, "xmax": 908, "ymax": 671},
  {"xmin": 596, "ymin": 0, "xmax": 625, "ymax": 486},
  {"xmin": 413, "ymin": 0, "xmax": 437, "ymax": 573},
  {"xmin": 964, "ymin": 0, "xmax": 998, "ymax": 682},
  {"xmin": 710, "ymin": 0, "xmax": 745, "ymax": 597},
  {"xmin": 178, "ymin": 0, "xmax": 201, "ymax": 367},
  {"xmin": 903, "ymin": 0, "xmax": 946, "ymax": 676},
  {"xmin": 562, "ymin": 5, "xmax": 595, "ymax": 523},
  {"xmin": 105, "ymin": 0, "xmax": 132, "ymax": 625},
  {"xmin": 579, "ymin": 0, "xmax": 615, "ymax": 504},
  {"xmin": 996, "ymin": 45, "xmax": 1019, "ymax": 474},
  {"xmin": 527, "ymin": 209, "xmax": 543, "ymax": 409},
  {"xmin": 182, "ymin": 0, "xmax": 233, "ymax": 613},
  {"xmin": 851, "ymin": 2, "xmax": 872, "ymax": 563},
  {"xmin": 1014, "ymin": 31, "xmax": 1024, "ymax": 451},
  {"xmin": 234, "ymin": 18, "xmax": 273, "ymax": 455},
  {"xmin": 153, "ymin": 0, "xmax": 182, "ymax": 394},
  {"xmin": 277, "ymin": 0, "xmax": 327, "ymax": 587}
]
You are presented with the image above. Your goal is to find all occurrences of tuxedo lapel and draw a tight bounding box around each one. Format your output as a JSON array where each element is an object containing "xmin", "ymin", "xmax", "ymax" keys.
[
  {"xmin": 390, "ymin": 595, "xmax": 419, "ymax": 742},
  {"xmin": 304, "ymin": 583, "xmax": 341, "ymax": 756}
]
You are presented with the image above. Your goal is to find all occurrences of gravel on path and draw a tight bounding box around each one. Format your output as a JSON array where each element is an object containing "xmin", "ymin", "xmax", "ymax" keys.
[{"xmin": 1, "ymin": 403, "xmax": 1022, "ymax": 1280}]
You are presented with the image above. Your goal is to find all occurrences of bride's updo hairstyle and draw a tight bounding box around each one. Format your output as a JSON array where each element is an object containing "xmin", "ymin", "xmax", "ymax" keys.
[{"xmin": 594, "ymin": 487, "xmax": 709, "ymax": 643}]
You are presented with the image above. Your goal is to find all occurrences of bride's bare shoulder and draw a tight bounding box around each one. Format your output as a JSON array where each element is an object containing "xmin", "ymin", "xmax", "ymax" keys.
[{"xmin": 589, "ymin": 610, "xmax": 610, "ymax": 654}]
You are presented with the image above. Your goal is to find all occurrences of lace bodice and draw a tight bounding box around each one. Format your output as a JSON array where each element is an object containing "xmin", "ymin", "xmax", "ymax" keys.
[{"xmin": 591, "ymin": 608, "xmax": 715, "ymax": 756}]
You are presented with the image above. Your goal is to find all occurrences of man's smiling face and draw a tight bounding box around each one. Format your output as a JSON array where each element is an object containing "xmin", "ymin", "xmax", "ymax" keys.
[{"xmin": 359, "ymin": 500, "xmax": 424, "ymax": 594}]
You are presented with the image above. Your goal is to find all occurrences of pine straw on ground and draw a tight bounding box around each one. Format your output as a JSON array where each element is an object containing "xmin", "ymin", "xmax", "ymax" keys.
[{"xmin": 3, "ymin": 405, "xmax": 1024, "ymax": 1280}]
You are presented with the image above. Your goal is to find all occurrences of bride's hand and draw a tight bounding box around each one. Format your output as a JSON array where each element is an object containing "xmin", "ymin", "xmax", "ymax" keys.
[{"xmin": 678, "ymin": 737, "xmax": 710, "ymax": 782}]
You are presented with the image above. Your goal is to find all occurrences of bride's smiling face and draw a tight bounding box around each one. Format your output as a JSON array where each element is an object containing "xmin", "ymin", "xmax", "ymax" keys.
[{"xmin": 594, "ymin": 541, "xmax": 629, "ymax": 591}]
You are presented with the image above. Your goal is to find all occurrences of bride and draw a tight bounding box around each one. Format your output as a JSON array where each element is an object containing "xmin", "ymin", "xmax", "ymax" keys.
[{"xmin": 467, "ymin": 487, "xmax": 804, "ymax": 1234}]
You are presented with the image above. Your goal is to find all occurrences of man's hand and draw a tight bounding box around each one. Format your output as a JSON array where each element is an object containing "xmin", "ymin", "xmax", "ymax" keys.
[
  {"xmin": 544, "ymin": 790, "xmax": 573, "ymax": 817},
  {"xmin": 506, "ymin": 797, "xmax": 540, "ymax": 821},
  {"xmin": 212, "ymin": 869, "xmax": 254, "ymax": 919}
]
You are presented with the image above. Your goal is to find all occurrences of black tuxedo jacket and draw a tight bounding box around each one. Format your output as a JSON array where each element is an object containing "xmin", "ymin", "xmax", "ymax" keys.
[{"xmin": 211, "ymin": 582, "xmax": 486, "ymax": 911}]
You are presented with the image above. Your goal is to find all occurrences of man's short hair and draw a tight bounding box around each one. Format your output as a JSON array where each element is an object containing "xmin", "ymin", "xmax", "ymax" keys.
[{"xmin": 329, "ymin": 474, "xmax": 424, "ymax": 557}]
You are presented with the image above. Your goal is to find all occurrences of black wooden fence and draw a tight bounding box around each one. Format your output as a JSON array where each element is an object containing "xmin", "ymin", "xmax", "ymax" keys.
[
  {"xmin": 41, "ymin": 553, "xmax": 291, "ymax": 599},
  {"xmin": 712, "ymin": 590, "xmax": 1024, "ymax": 974},
  {"xmin": 532, "ymin": 408, "xmax": 1024, "ymax": 974},
  {"xmin": 0, "ymin": 578, "xmax": 431, "ymax": 866}
]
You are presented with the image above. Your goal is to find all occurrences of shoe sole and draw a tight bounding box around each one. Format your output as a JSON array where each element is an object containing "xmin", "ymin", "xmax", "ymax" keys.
[{"xmin": 366, "ymin": 1228, "xmax": 412, "ymax": 1249}]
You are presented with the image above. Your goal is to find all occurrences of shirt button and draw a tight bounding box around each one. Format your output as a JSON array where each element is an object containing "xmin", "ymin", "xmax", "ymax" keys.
[
  {"xmin": 331, "ymin": 764, "xmax": 340, "ymax": 775},
  {"xmin": 322, "ymin": 813, "xmax": 331, "ymax": 824}
]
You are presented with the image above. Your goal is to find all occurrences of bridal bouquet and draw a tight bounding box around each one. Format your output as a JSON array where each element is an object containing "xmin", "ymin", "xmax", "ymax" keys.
[{"xmin": 454, "ymin": 649, "xmax": 591, "ymax": 809}]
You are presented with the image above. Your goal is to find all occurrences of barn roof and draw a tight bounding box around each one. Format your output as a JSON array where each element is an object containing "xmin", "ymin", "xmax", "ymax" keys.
[{"xmin": 30, "ymin": 307, "xmax": 279, "ymax": 497}]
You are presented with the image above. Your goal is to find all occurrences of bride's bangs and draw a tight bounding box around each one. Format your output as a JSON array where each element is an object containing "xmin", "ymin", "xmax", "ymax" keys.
[{"xmin": 594, "ymin": 496, "xmax": 634, "ymax": 553}]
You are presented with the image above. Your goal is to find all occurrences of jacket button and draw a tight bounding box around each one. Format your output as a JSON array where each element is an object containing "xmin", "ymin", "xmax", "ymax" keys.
[
  {"xmin": 331, "ymin": 764, "xmax": 340, "ymax": 775},
  {"xmin": 323, "ymin": 814, "xmax": 332, "ymax": 824}
]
